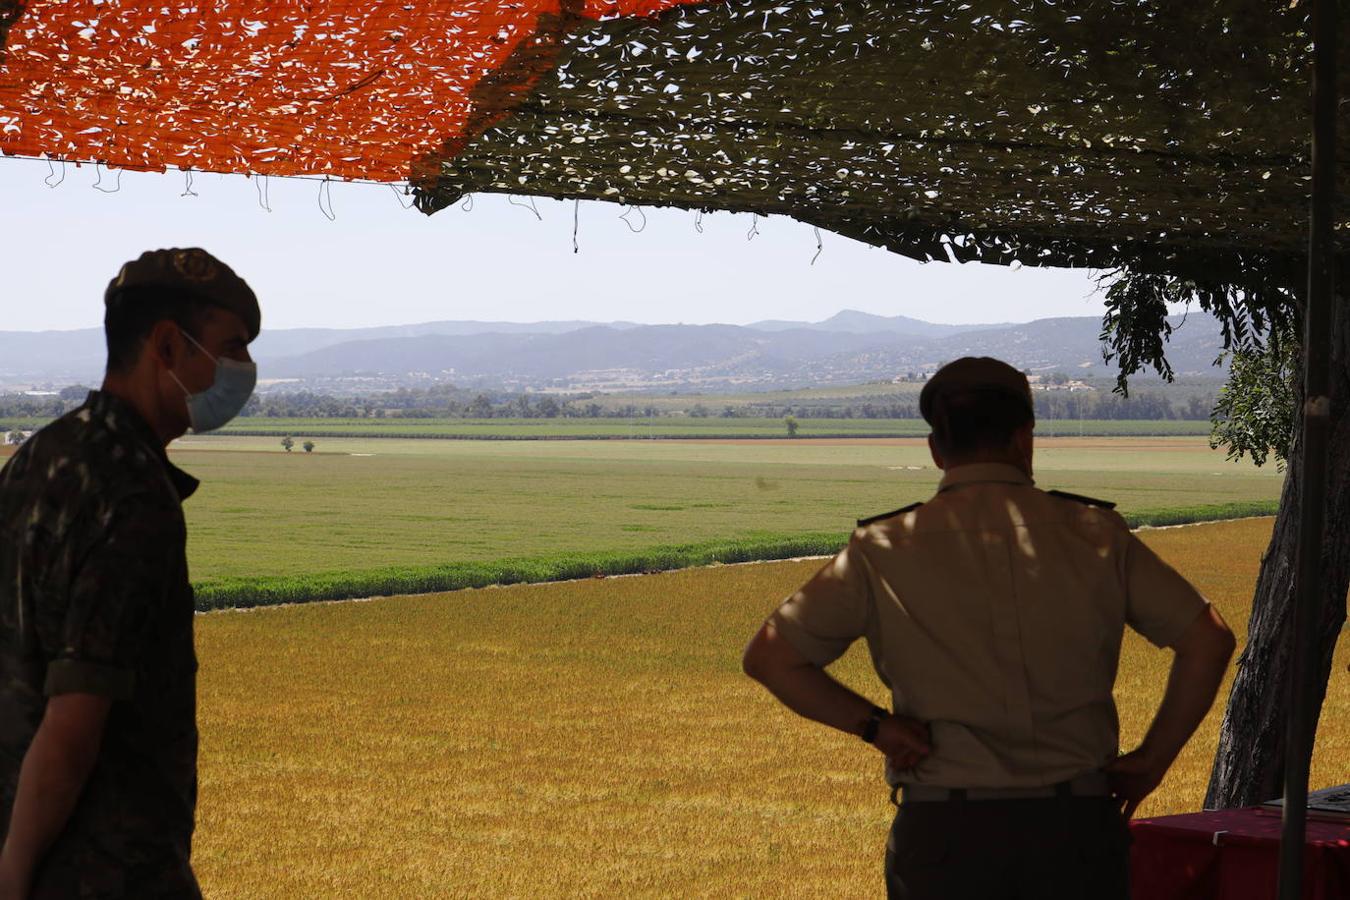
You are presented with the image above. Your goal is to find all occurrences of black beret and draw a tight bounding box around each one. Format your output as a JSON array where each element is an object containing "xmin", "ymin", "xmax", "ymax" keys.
[
  {"xmin": 105, "ymin": 248, "xmax": 260, "ymax": 341},
  {"xmin": 919, "ymin": 356, "xmax": 1035, "ymax": 425}
]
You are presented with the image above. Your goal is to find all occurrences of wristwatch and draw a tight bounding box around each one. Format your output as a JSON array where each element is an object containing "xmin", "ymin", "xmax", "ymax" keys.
[{"xmin": 860, "ymin": 705, "xmax": 888, "ymax": 744}]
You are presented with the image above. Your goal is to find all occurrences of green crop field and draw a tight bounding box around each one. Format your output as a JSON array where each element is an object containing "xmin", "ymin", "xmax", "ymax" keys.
[
  {"xmin": 191, "ymin": 518, "xmax": 1350, "ymax": 898},
  {"xmin": 0, "ymin": 418, "xmax": 46, "ymax": 431},
  {"xmin": 217, "ymin": 416, "xmax": 1213, "ymax": 440},
  {"xmin": 153, "ymin": 434, "xmax": 1287, "ymax": 607},
  {"xmin": 541, "ymin": 376, "xmax": 1223, "ymax": 412}
]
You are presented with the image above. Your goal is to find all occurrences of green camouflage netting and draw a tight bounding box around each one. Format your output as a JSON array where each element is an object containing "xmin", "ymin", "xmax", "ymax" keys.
[{"xmin": 414, "ymin": 0, "xmax": 1348, "ymax": 281}]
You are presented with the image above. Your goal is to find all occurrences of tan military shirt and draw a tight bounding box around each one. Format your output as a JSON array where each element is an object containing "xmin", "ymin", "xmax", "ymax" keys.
[{"xmin": 770, "ymin": 462, "xmax": 1209, "ymax": 789}]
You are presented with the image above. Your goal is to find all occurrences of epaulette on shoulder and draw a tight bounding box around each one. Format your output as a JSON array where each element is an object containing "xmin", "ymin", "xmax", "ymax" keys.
[
  {"xmin": 1047, "ymin": 489, "xmax": 1117, "ymax": 510},
  {"xmin": 857, "ymin": 501, "xmax": 923, "ymax": 528}
]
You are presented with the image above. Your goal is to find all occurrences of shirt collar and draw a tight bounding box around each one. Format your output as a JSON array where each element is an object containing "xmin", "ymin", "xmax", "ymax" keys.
[
  {"xmin": 83, "ymin": 391, "xmax": 200, "ymax": 502},
  {"xmin": 937, "ymin": 462, "xmax": 1034, "ymax": 493}
]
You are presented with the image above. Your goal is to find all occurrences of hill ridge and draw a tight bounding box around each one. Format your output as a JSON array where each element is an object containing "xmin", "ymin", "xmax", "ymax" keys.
[{"xmin": 0, "ymin": 311, "xmax": 1227, "ymax": 390}]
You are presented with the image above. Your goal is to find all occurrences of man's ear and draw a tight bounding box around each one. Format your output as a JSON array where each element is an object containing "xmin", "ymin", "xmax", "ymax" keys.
[
  {"xmin": 927, "ymin": 434, "xmax": 945, "ymax": 471},
  {"xmin": 145, "ymin": 319, "xmax": 183, "ymax": 371}
]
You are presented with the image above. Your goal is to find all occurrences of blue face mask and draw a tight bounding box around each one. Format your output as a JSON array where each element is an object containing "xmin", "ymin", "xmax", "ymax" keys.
[{"xmin": 168, "ymin": 330, "xmax": 257, "ymax": 433}]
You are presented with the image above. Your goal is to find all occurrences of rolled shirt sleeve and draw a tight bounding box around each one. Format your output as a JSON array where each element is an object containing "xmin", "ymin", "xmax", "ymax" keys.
[
  {"xmin": 1123, "ymin": 532, "xmax": 1210, "ymax": 648},
  {"xmin": 45, "ymin": 495, "xmax": 182, "ymax": 700},
  {"xmin": 769, "ymin": 532, "xmax": 875, "ymax": 667}
]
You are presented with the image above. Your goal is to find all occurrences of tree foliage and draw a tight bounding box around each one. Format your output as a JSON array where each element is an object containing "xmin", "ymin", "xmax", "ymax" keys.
[
  {"xmin": 1097, "ymin": 261, "xmax": 1301, "ymax": 396},
  {"xmin": 1209, "ymin": 330, "xmax": 1298, "ymax": 470},
  {"xmin": 1096, "ymin": 260, "xmax": 1304, "ymax": 472}
]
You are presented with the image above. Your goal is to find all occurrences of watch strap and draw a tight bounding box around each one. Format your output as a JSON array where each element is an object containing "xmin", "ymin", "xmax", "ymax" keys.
[{"xmin": 861, "ymin": 705, "xmax": 888, "ymax": 744}]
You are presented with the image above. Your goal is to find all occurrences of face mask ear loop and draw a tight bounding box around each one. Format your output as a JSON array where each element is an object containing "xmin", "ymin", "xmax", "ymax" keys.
[
  {"xmin": 167, "ymin": 366, "xmax": 199, "ymax": 432},
  {"xmin": 169, "ymin": 330, "xmax": 210, "ymax": 401},
  {"xmin": 166, "ymin": 368, "xmax": 192, "ymax": 398},
  {"xmin": 178, "ymin": 328, "xmax": 220, "ymax": 365}
]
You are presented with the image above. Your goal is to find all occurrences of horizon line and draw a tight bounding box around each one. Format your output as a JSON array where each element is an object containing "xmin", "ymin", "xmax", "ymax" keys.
[{"xmin": 4, "ymin": 306, "xmax": 1208, "ymax": 335}]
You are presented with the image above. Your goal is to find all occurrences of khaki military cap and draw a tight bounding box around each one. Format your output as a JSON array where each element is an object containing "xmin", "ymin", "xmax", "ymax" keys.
[
  {"xmin": 105, "ymin": 248, "xmax": 260, "ymax": 341},
  {"xmin": 919, "ymin": 356, "xmax": 1034, "ymax": 424}
]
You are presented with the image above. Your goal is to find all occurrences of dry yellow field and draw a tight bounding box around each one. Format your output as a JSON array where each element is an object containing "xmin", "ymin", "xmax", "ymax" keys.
[{"xmin": 194, "ymin": 518, "xmax": 1349, "ymax": 898}]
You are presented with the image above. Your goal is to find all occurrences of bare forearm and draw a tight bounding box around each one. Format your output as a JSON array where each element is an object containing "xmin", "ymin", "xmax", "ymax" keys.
[
  {"xmin": 749, "ymin": 657, "xmax": 878, "ymax": 737},
  {"xmin": 743, "ymin": 622, "xmax": 931, "ymax": 768},
  {"xmin": 0, "ymin": 696, "xmax": 109, "ymax": 893},
  {"xmin": 1140, "ymin": 639, "xmax": 1234, "ymax": 767},
  {"xmin": 0, "ymin": 728, "xmax": 98, "ymax": 878}
]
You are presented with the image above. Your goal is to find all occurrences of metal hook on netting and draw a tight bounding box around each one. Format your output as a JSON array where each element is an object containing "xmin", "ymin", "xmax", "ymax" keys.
[
  {"xmin": 572, "ymin": 199, "xmax": 580, "ymax": 254},
  {"xmin": 44, "ymin": 158, "xmax": 66, "ymax": 189},
  {"xmin": 619, "ymin": 205, "xmax": 647, "ymax": 233},
  {"xmin": 694, "ymin": 210, "xmax": 704, "ymax": 234},
  {"xmin": 180, "ymin": 169, "xmax": 198, "ymax": 198},
  {"xmin": 92, "ymin": 162, "xmax": 122, "ymax": 194},
  {"xmin": 389, "ymin": 183, "xmax": 414, "ymax": 210},
  {"xmin": 317, "ymin": 177, "xmax": 336, "ymax": 221},
  {"xmin": 811, "ymin": 226, "xmax": 823, "ymax": 266},
  {"xmin": 256, "ymin": 174, "xmax": 272, "ymax": 213},
  {"xmin": 746, "ymin": 214, "xmax": 760, "ymax": 241},
  {"xmin": 460, "ymin": 193, "xmax": 474, "ymax": 213},
  {"xmin": 508, "ymin": 194, "xmax": 542, "ymax": 221}
]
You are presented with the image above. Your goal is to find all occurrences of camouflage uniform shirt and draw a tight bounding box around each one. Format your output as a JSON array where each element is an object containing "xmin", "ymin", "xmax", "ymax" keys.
[{"xmin": 0, "ymin": 391, "xmax": 201, "ymax": 899}]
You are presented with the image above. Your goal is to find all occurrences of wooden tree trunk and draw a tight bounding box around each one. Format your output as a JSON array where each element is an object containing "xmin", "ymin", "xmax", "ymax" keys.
[{"xmin": 1205, "ymin": 288, "xmax": 1350, "ymax": 809}]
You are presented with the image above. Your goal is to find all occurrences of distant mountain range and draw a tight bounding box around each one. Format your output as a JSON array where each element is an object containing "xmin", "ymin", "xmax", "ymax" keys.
[
  {"xmin": 0, "ymin": 309, "xmax": 1228, "ymax": 391},
  {"xmin": 745, "ymin": 310, "xmax": 1009, "ymax": 338}
]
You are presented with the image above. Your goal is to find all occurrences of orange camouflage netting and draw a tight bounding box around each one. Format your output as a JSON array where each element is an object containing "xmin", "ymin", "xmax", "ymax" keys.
[
  {"xmin": 2, "ymin": 0, "xmax": 1342, "ymax": 280},
  {"xmin": 0, "ymin": 0, "xmax": 701, "ymax": 183}
]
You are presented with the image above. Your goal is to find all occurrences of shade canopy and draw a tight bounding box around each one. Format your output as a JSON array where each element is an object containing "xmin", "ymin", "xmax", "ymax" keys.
[
  {"xmin": 2, "ymin": 1, "xmax": 1346, "ymax": 276},
  {"xmin": 0, "ymin": 1, "xmax": 698, "ymax": 180}
]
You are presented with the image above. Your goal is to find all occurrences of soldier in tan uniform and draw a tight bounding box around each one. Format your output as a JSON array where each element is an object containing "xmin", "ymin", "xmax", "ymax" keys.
[{"xmin": 742, "ymin": 357, "xmax": 1236, "ymax": 900}]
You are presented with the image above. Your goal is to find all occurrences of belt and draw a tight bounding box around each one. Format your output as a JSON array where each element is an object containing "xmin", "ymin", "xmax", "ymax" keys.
[{"xmin": 896, "ymin": 771, "xmax": 1112, "ymax": 804}]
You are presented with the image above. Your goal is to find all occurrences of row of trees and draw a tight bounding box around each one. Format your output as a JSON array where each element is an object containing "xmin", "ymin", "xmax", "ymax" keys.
[
  {"xmin": 213, "ymin": 387, "xmax": 1219, "ymax": 421},
  {"xmin": 0, "ymin": 381, "xmax": 1226, "ymax": 427},
  {"xmin": 236, "ymin": 389, "xmax": 583, "ymax": 420},
  {"xmin": 0, "ymin": 372, "xmax": 1188, "ymax": 423}
]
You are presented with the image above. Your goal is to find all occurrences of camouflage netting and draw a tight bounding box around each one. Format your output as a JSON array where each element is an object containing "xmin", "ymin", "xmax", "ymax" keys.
[
  {"xmin": 0, "ymin": 1, "xmax": 699, "ymax": 179},
  {"xmin": 413, "ymin": 0, "xmax": 1349, "ymax": 278},
  {"xmin": 1, "ymin": 0, "xmax": 1346, "ymax": 277}
]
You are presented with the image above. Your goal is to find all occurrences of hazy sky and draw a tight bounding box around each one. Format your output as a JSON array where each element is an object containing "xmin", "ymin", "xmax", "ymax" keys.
[{"xmin": 1, "ymin": 158, "xmax": 1109, "ymax": 332}]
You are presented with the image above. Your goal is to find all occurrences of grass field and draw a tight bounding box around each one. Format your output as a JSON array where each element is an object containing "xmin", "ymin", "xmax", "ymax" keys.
[
  {"xmin": 192, "ymin": 518, "xmax": 1350, "ymax": 899},
  {"xmin": 570, "ymin": 378, "xmax": 1226, "ymax": 413},
  {"xmin": 217, "ymin": 416, "xmax": 1213, "ymax": 440},
  {"xmin": 164, "ymin": 435, "xmax": 1283, "ymax": 606}
]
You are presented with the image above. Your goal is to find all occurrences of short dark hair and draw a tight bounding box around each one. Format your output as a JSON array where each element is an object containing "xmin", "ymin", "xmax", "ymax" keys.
[
  {"xmin": 104, "ymin": 286, "xmax": 218, "ymax": 374},
  {"xmin": 930, "ymin": 388, "xmax": 1034, "ymax": 459}
]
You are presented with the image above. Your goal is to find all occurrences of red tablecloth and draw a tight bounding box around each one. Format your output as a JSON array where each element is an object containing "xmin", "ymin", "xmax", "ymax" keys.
[{"xmin": 1130, "ymin": 807, "xmax": 1350, "ymax": 900}]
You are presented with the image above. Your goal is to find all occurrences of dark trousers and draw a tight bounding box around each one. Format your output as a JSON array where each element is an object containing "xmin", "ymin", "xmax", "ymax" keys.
[{"xmin": 885, "ymin": 796, "xmax": 1130, "ymax": 900}]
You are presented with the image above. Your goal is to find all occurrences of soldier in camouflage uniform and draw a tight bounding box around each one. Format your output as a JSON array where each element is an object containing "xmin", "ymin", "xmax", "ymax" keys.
[{"xmin": 0, "ymin": 249, "xmax": 260, "ymax": 899}]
